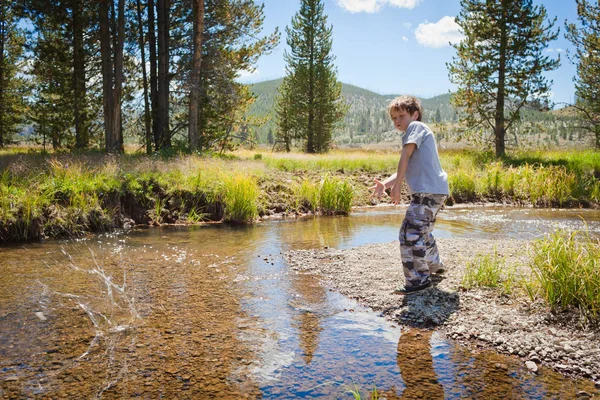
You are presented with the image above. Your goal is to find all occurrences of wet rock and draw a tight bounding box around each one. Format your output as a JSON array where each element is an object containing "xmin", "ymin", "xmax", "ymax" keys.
[
  {"xmin": 34, "ymin": 311, "xmax": 47, "ymax": 321},
  {"xmin": 525, "ymin": 361, "xmax": 538, "ymax": 373}
]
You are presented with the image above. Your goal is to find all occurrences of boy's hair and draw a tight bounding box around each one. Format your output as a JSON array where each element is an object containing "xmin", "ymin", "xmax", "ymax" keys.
[{"xmin": 387, "ymin": 95, "xmax": 423, "ymax": 122}]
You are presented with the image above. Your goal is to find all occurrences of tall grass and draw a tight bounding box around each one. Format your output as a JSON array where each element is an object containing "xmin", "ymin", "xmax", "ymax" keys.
[
  {"xmin": 221, "ymin": 174, "xmax": 259, "ymax": 223},
  {"xmin": 462, "ymin": 249, "xmax": 516, "ymax": 295},
  {"xmin": 319, "ymin": 175, "xmax": 354, "ymax": 215},
  {"xmin": 443, "ymin": 150, "xmax": 599, "ymax": 205},
  {"xmin": 294, "ymin": 179, "xmax": 319, "ymax": 212},
  {"xmin": 529, "ymin": 229, "xmax": 600, "ymax": 320},
  {"xmin": 448, "ymin": 170, "xmax": 477, "ymax": 201}
]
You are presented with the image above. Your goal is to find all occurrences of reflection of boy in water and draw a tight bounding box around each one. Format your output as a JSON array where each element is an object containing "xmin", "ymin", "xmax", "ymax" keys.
[{"xmin": 396, "ymin": 329, "xmax": 444, "ymax": 399}]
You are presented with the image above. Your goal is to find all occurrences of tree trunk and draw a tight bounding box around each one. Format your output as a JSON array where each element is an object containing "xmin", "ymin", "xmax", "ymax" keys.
[
  {"xmin": 148, "ymin": 0, "xmax": 160, "ymax": 151},
  {"xmin": 495, "ymin": 2, "xmax": 508, "ymax": 158},
  {"xmin": 99, "ymin": 0, "xmax": 115, "ymax": 152},
  {"xmin": 307, "ymin": 36, "xmax": 315, "ymax": 153},
  {"xmin": 136, "ymin": 0, "xmax": 152, "ymax": 154},
  {"xmin": 113, "ymin": 0, "xmax": 125, "ymax": 153},
  {"xmin": 99, "ymin": 0, "xmax": 124, "ymax": 153},
  {"xmin": 72, "ymin": 0, "xmax": 88, "ymax": 149},
  {"xmin": 156, "ymin": 0, "xmax": 170, "ymax": 149},
  {"xmin": 188, "ymin": 0, "xmax": 204, "ymax": 152},
  {"xmin": 0, "ymin": 3, "xmax": 5, "ymax": 148}
]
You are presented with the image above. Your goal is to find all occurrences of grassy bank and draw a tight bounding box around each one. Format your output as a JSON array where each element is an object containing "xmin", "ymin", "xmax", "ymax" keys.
[
  {"xmin": 0, "ymin": 151, "xmax": 357, "ymax": 242},
  {"xmin": 0, "ymin": 147, "xmax": 599, "ymax": 243},
  {"xmin": 462, "ymin": 229, "xmax": 600, "ymax": 323},
  {"xmin": 444, "ymin": 150, "xmax": 600, "ymax": 206}
]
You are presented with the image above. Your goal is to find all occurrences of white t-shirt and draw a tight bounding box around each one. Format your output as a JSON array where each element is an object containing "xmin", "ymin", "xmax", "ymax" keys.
[{"xmin": 401, "ymin": 121, "xmax": 449, "ymax": 195}]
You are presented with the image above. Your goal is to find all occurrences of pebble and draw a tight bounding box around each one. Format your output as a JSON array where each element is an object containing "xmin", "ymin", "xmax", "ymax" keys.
[
  {"xmin": 34, "ymin": 312, "xmax": 47, "ymax": 321},
  {"xmin": 525, "ymin": 361, "xmax": 538, "ymax": 373}
]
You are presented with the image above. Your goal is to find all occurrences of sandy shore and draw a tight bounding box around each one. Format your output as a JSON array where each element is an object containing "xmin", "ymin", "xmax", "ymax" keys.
[{"xmin": 284, "ymin": 238, "xmax": 600, "ymax": 386}]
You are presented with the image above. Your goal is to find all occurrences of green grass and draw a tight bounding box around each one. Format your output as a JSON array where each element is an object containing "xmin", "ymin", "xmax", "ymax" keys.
[
  {"xmin": 529, "ymin": 229, "xmax": 600, "ymax": 320},
  {"xmin": 235, "ymin": 149, "xmax": 398, "ymax": 173},
  {"xmin": 462, "ymin": 249, "xmax": 517, "ymax": 295},
  {"xmin": 319, "ymin": 175, "xmax": 354, "ymax": 215},
  {"xmin": 293, "ymin": 178, "xmax": 319, "ymax": 212},
  {"xmin": 221, "ymin": 174, "xmax": 259, "ymax": 223},
  {"xmin": 1, "ymin": 147, "xmax": 599, "ymax": 242},
  {"xmin": 461, "ymin": 228, "xmax": 600, "ymax": 323},
  {"xmin": 443, "ymin": 150, "xmax": 600, "ymax": 205},
  {"xmin": 344, "ymin": 382, "xmax": 380, "ymax": 400}
]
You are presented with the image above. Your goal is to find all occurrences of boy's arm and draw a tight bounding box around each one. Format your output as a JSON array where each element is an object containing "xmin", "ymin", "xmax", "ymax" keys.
[
  {"xmin": 379, "ymin": 173, "xmax": 397, "ymax": 188},
  {"xmin": 369, "ymin": 173, "xmax": 398, "ymax": 198},
  {"xmin": 390, "ymin": 143, "xmax": 416, "ymax": 204}
]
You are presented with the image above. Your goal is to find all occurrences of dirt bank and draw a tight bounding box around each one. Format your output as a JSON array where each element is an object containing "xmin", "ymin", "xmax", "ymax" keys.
[{"xmin": 284, "ymin": 238, "xmax": 600, "ymax": 386}]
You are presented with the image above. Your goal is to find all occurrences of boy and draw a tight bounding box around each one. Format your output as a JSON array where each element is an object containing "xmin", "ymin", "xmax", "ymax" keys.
[{"xmin": 371, "ymin": 95, "xmax": 449, "ymax": 294}]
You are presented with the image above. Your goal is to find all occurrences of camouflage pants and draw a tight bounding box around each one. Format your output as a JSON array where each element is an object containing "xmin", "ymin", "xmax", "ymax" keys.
[{"xmin": 399, "ymin": 193, "xmax": 447, "ymax": 288}]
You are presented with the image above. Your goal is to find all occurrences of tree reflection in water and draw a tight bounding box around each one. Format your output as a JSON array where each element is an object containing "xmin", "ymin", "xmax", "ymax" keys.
[{"xmin": 290, "ymin": 271, "xmax": 327, "ymax": 364}]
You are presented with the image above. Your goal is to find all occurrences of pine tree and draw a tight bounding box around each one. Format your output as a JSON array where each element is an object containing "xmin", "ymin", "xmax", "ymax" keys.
[
  {"xmin": 0, "ymin": 0, "xmax": 28, "ymax": 148},
  {"xmin": 276, "ymin": 0, "xmax": 346, "ymax": 153},
  {"xmin": 274, "ymin": 77, "xmax": 295, "ymax": 152},
  {"xmin": 448, "ymin": 0, "xmax": 560, "ymax": 157},
  {"xmin": 565, "ymin": 0, "xmax": 600, "ymax": 149},
  {"xmin": 20, "ymin": 0, "xmax": 94, "ymax": 150},
  {"xmin": 28, "ymin": 7, "xmax": 76, "ymax": 149},
  {"xmin": 187, "ymin": 0, "xmax": 278, "ymax": 152}
]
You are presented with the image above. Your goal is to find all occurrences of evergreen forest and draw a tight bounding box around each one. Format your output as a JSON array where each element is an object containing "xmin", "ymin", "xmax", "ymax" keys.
[{"xmin": 245, "ymin": 79, "xmax": 589, "ymax": 151}]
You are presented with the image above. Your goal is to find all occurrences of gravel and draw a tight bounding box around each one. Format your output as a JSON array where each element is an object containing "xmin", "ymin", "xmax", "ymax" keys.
[{"xmin": 284, "ymin": 237, "xmax": 600, "ymax": 383}]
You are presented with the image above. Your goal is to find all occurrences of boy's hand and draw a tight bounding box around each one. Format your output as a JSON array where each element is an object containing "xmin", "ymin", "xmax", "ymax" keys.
[
  {"xmin": 369, "ymin": 179, "xmax": 387, "ymax": 198},
  {"xmin": 390, "ymin": 184, "xmax": 402, "ymax": 205}
]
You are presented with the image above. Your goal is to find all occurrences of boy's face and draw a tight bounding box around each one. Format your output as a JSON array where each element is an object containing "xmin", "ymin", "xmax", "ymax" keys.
[{"xmin": 390, "ymin": 108, "xmax": 419, "ymax": 132}]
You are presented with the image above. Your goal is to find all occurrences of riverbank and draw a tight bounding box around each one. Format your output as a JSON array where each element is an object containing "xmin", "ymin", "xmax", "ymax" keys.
[
  {"xmin": 284, "ymin": 237, "xmax": 600, "ymax": 388},
  {"xmin": 1, "ymin": 149, "xmax": 599, "ymax": 243}
]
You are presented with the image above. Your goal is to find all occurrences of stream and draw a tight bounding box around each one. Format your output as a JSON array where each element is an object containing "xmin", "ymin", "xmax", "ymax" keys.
[{"xmin": 1, "ymin": 206, "xmax": 599, "ymax": 399}]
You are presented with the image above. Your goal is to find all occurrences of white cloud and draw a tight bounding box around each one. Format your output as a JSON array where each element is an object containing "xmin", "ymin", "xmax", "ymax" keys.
[
  {"xmin": 335, "ymin": 0, "xmax": 420, "ymax": 13},
  {"xmin": 415, "ymin": 16, "xmax": 463, "ymax": 48},
  {"xmin": 546, "ymin": 48, "xmax": 564, "ymax": 53},
  {"xmin": 237, "ymin": 68, "xmax": 259, "ymax": 79},
  {"xmin": 402, "ymin": 36, "xmax": 408, "ymax": 41},
  {"xmin": 335, "ymin": 0, "xmax": 381, "ymax": 13},
  {"xmin": 387, "ymin": 0, "xmax": 420, "ymax": 8},
  {"xmin": 403, "ymin": 22, "xmax": 412, "ymax": 29}
]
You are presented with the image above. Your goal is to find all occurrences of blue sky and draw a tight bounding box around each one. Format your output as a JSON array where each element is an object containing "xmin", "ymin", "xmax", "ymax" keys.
[{"xmin": 238, "ymin": 0, "xmax": 578, "ymax": 106}]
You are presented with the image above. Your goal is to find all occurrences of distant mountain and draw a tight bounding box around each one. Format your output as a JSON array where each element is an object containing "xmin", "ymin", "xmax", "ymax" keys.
[{"xmin": 245, "ymin": 78, "xmax": 457, "ymax": 146}]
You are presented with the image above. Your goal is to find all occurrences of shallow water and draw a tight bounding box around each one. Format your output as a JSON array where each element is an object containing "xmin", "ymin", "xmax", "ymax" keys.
[{"xmin": 1, "ymin": 206, "xmax": 599, "ymax": 399}]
